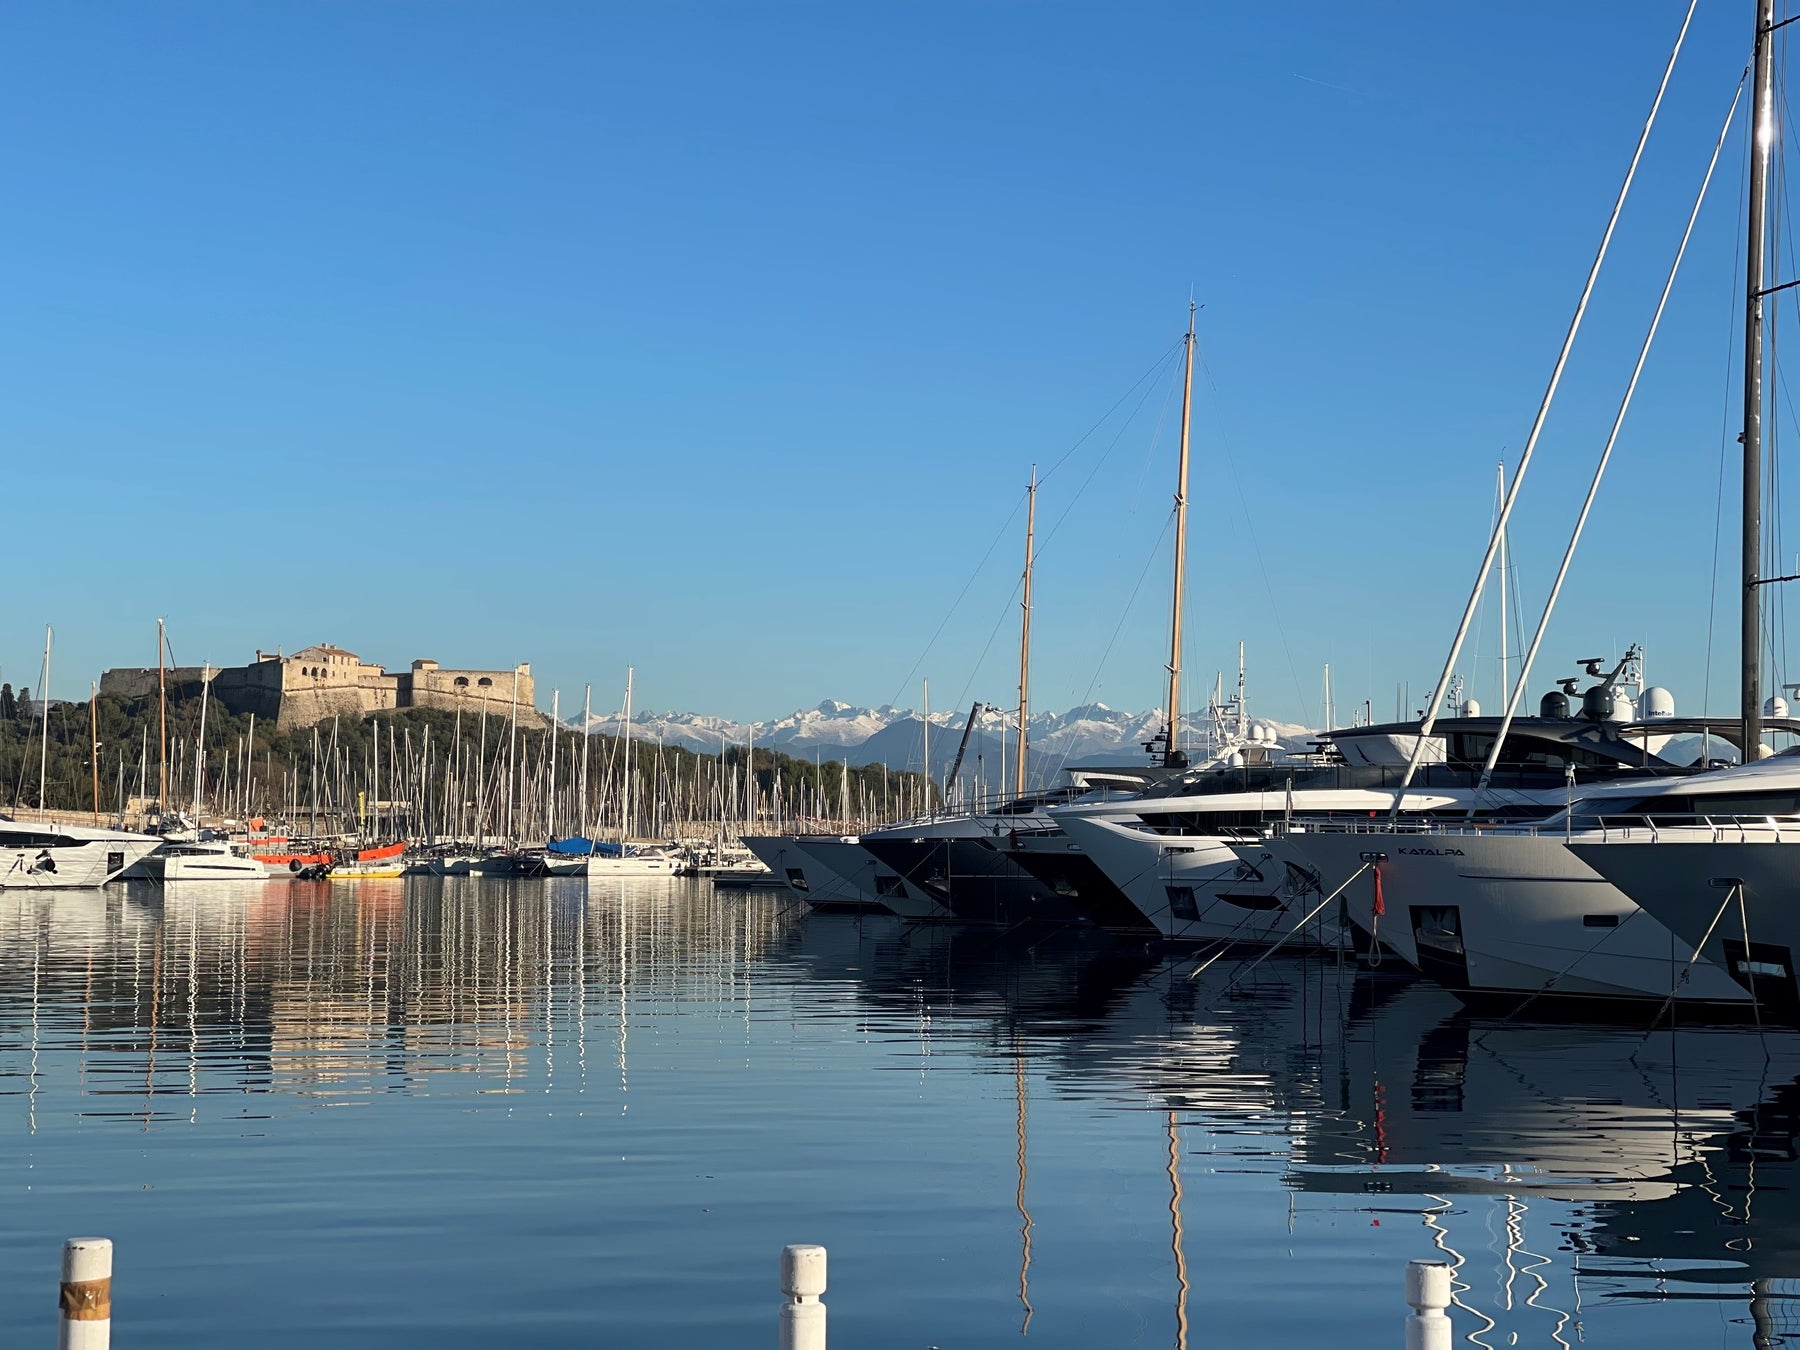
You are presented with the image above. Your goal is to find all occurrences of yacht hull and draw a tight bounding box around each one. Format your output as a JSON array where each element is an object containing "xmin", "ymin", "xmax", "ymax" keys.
[
  {"xmin": 1574, "ymin": 838, "xmax": 1800, "ymax": 1014},
  {"xmin": 1268, "ymin": 831, "xmax": 1749, "ymax": 1006},
  {"xmin": 856, "ymin": 835, "xmax": 1082, "ymax": 927},
  {"xmin": 1059, "ymin": 816, "xmax": 1334, "ymax": 949},
  {"xmin": 1, "ymin": 838, "xmax": 158, "ymax": 889}
]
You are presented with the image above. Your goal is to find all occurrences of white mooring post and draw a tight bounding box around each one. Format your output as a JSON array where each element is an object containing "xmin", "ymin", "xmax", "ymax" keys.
[
  {"xmin": 1404, "ymin": 1259, "xmax": 1452, "ymax": 1350},
  {"xmin": 59, "ymin": 1237, "xmax": 112, "ymax": 1350},
  {"xmin": 779, "ymin": 1243, "xmax": 827, "ymax": 1350}
]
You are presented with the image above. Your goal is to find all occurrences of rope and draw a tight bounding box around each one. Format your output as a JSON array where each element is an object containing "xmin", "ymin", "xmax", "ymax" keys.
[
  {"xmin": 1189, "ymin": 860, "xmax": 1371, "ymax": 982},
  {"xmin": 1392, "ymin": 0, "xmax": 1701, "ymax": 814},
  {"xmin": 1475, "ymin": 69, "xmax": 1746, "ymax": 796},
  {"xmin": 1641, "ymin": 882, "xmax": 1743, "ymax": 1035}
]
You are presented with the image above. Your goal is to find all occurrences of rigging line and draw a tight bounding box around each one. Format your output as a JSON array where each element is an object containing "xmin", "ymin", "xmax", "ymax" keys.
[
  {"xmin": 1048, "ymin": 512, "xmax": 1177, "ymax": 782},
  {"xmin": 1474, "ymin": 73, "xmax": 1746, "ymax": 796},
  {"xmin": 883, "ymin": 490, "xmax": 1026, "ymax": 712},
  {"xmin": 1036, "ymin": 334, "xmax": 1187, "ymax": 488},
  {"xmin": 1395, "ymin": 0, "xmax": 1702, "ymax": 810},
  {"xmin": 1035, "ymin": 342, "xmax": 1185, "ymax": 561},
  {"xmin": 950, "ymin": 571, "xmax": 1025, "ymax": 723}
]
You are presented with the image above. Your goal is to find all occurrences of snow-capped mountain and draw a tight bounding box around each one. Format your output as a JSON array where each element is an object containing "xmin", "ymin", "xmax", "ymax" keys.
[{"xmin": 583, "ymin": 699, "xmax": 1317, "ymax": 779}]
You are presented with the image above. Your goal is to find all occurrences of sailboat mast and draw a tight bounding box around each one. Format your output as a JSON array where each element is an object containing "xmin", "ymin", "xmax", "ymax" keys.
[
  {"xmin": 922, "ymin": 678, "xmax": 931, "ymax": 814},
  {"xmin": 192, "ymin": 662, "xmax": 211, "ymax": 818},
  {"xmin": 622, "ymin": 667, "xmax": 634, "ymax": 844},
  {"xmin": 1496, "ymin": 461, "xmax": 1509, "ymax": 710},
  {"xmin": 90, "ymin": 682, "xmax": 100, "ymax": 825},
  {"xmin": 157, "ymin": 619, "xmax": 167, "ymax": 811},
  {"xmin": 548, "ymin": 689, "xmax": 560, "ymax": 840},
  {"xmin": 1743, "ymin": 0, "xmax": 1775, "ymax": 759},
  {"xmin": 37, "ymin": 626, "xmax": 51, "ymax": 814},
  {"xmin": 580, "ymin": 684, "xmax": 591, "ymax": 836},
  {"xmin": 1016, "ymin": 464, "xmax": 1037, "ymax": 796},
  {"xmin": 1164, "ymin": 304, "xmax": 1197, "ymax": 761}
]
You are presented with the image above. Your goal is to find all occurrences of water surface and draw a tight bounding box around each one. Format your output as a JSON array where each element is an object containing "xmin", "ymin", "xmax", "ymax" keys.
[{"xmin": 1, "ymin": 878, "xmax": 1796, "ymax": 1347}]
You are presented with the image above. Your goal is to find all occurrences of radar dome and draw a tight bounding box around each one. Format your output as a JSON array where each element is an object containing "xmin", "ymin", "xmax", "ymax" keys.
[
  {"xmin": 1540, "ymin": 690, "xmax": 1570, "ymax": 719},
  {"xmin": 1461, "ymin": 699, "xmax": 1481, "ymax": 718},
  {"xmin": 1640, "ymin": 687, "xmax": 1676, "ymax": 720},
  {"xmin": 1769, "ymin": 695, "xmax": 1791, "ymax": 719}
]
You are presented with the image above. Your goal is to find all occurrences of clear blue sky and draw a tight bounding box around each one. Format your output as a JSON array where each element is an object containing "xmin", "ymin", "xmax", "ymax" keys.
[{"xmin": 0, "ymin": 2, "xmax": 1785, "ymax": 726}]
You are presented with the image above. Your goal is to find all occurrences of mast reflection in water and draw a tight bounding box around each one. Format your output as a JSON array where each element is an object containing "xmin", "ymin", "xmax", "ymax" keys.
[{"xmin": 1, "ymin": 877, "xmax": 1798, "ymax": 1347}]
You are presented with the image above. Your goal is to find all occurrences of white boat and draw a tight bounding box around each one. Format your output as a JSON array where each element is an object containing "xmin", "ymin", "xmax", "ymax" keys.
[
  {"xmin": 583, "ymin": 846, "xmax": 679, "ymax": 878},
  {"xmin": 0, "ymin": 818, "xmax": 160, "ymax": 889},
  {"xmin": 742, "ymin": 835, "xmax": 906, "ymax": 913},
  {"xmin": 1253, "ymin": 752, "xmax": 1800, "ymax": 1008},
  {"xmin": 145, "ymin": 841, "xmax": 271, "ymax": 882},
  {"xmin": 1053, "ymin": 707, "xmax": 1642, "ymax": 947},
  {"xmin": 1574, "ymin": 822, "xmax": 1800, "ymax": 1011}
]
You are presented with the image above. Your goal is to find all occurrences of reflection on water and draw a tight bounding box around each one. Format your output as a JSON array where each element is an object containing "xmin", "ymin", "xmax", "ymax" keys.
[{"xmin": 2, "ymin": 878, "xmax": 1799, "ymax": 1346}]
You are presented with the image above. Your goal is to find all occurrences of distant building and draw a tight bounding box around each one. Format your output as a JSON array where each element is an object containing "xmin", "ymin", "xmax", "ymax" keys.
[{"xmin": 100, "ymin": 645, "xmax": 540, "ymax": 730}]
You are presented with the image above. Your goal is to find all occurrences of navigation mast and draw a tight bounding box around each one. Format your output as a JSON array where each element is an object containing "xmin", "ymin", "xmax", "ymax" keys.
[
  {"xmin": 1016, "ymin": 465, "xmax": 1037, "ymax": 796},
  {"xmin": 1743, "ymin": 0, "xmax": 1775, "ymax": 758},
  {"xmin": 1159, "ymin": 303, "xmax": 1197, "ymax": 767}
]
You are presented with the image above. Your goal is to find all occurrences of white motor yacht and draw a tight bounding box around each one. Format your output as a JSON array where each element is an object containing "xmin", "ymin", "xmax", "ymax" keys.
[
  {"xmin": 741, "ymin": 835, "xmax": 920, "ymax": 914},
  {"xmin": 1256, "ymin": 751, "xmax": 1800, "ymax": 1009},
  {"xmin": 0, "ymin": 818, "xmax": 160, "ymax": 889},
  {"xmin": 144, "ymin": 840, "xmax": 271, "ymax": 882}
]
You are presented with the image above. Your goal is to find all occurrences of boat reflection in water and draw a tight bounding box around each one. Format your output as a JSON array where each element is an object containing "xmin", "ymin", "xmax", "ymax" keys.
[{"xmin": 6, "ymin": 879, "xmax": 1800, "ymax": 1346}]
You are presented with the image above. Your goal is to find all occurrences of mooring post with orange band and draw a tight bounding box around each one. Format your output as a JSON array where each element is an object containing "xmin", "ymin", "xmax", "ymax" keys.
[{"xmin": 59, "ymin": 1237, "xmax": 111, "ymax": 1350}]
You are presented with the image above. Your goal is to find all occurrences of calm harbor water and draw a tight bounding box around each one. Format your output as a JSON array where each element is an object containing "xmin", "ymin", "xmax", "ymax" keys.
[{"xmin": 1, "ymin": 878, "xmax": 1797, "ymax": 1347}]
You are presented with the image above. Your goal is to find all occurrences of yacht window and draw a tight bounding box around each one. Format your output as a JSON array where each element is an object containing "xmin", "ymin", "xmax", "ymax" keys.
[
  {"xmin": 1582, "ymin": 914, "xmax": 1620, "ymax": 929},
  {"xmin": 1166, "ymin": 885, "xmax": 1199, "ymax": 920},
  {"xmin": 874, "ymin": 874, "xmax": 905, "ymax": 898},
  {"xmin": 784, "ymin": 868, "xmax": 809, "ymax": 893}
]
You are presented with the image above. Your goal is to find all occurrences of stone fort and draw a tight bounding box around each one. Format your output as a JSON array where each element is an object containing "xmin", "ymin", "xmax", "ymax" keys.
[{"xmin": 100, "ymin": 645, "xmax": 543, "ymax": 730}]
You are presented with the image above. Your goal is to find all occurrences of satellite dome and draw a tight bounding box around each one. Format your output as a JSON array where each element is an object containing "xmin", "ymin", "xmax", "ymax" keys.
[
  {"xmin": 1461, "ymin": 698, "xmax": 1481, "ymax": 718},
  {"xmin": 1640, "ymin": 687, "xmax": 1676, "ymax": 720},
  {"xmin": 1768, "ymin": 695, "xmax": 1791, "ymax": 719}
]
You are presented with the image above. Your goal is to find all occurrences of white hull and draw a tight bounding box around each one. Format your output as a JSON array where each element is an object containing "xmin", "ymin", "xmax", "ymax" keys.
[
  {"xmin": 583, "ymin": 854, "xmax": 678, "ymax": 877},
  {"xmin": 1058, "ymin": 815, "xmax": 1332, "ymax": 947},
  {"xmin": 152, "ymin": 852, "xmax": 271, "ymax": 882},
  {"xmin": 0, "ymin": 837, "xmax": 159, "ymax": 889},
  {"xmin": 1268, "ymin": 828, "xmax": 1748, "ymax": 1005},
  {"xmin": 1573, "ymin": 834, "xmax": 1800, "ymax": 1002},
  {"xmin": 741, "ymin": 836, "xmax": 908, "ymax": 913}
]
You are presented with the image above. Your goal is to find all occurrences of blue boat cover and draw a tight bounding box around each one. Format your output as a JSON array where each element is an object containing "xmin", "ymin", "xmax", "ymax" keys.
[{"xmin": 547, "ymin": 837, "xmax": 623, "ymax": 857}]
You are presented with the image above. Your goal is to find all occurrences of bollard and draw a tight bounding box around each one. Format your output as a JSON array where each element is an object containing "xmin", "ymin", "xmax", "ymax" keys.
[
  {"xmin": 779, "ymin": 1243, "xmax": 826, "ymax": 1350},
  {"xmin": 59, "ymin": 1238, "xmax": 112, "ymax": 1350},
  {"xmin": 1404, "ymin": 1259, "xmax": 1451, "ymax": 1350}
]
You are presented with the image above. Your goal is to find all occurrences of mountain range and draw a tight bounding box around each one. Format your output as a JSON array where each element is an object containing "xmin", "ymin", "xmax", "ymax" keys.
[{"xmin": 584, "ymin": 699, "xmax": 1316, "ymax": 783}]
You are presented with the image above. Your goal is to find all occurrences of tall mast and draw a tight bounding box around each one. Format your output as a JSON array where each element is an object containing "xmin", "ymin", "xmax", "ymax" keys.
[
  {"xmin": 192, "ymin": 662, "xmax": 211, "ymax": 819},
  {"xmin": 157, "ymin": 619, "xmax": 167, "ymax": 811},
  {"xmin": 506, "ymin": 667, "xmax": 520, "ymax": 843},
  {"xmin": 90, "ymin": 682, "xmax": 100, "ymax": 825},
  {"xmin": 622, "ymin": 667, "xmax": 634, "ymax": 844},
  {"xmin": 1016, "ymin": 465, "xmax": 1037, "ymax": 796},
  {"xmin": 580, "ymin": 684, "xmax": 592, "ymax": 837},
  {"xmin": 1744, "ymin": 0, "xmax": 1776, "ymax": 760},
  {"xmin": 922, "ymin": 678, "xmax": 931, "ymax": 814},
  {"xmin": 548, "ymin": 689, "xmax": 560, "ymax": 840},
  {"xmin": 37, "ymin": 626, "xmax": 51, "ymax": 814},
  {"xmin": 1164, "ymin": 303, "xmax": 1197, "ymax": 763},
  {"xmin": 1496, "ymin": 461, "xmax": 1509, "ymax": 711}
]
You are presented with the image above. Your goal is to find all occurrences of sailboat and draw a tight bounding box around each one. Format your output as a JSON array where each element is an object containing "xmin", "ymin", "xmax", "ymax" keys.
[{"xmin": 582, "ymin": 668, "xmax": 678, "ymax": 878}]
